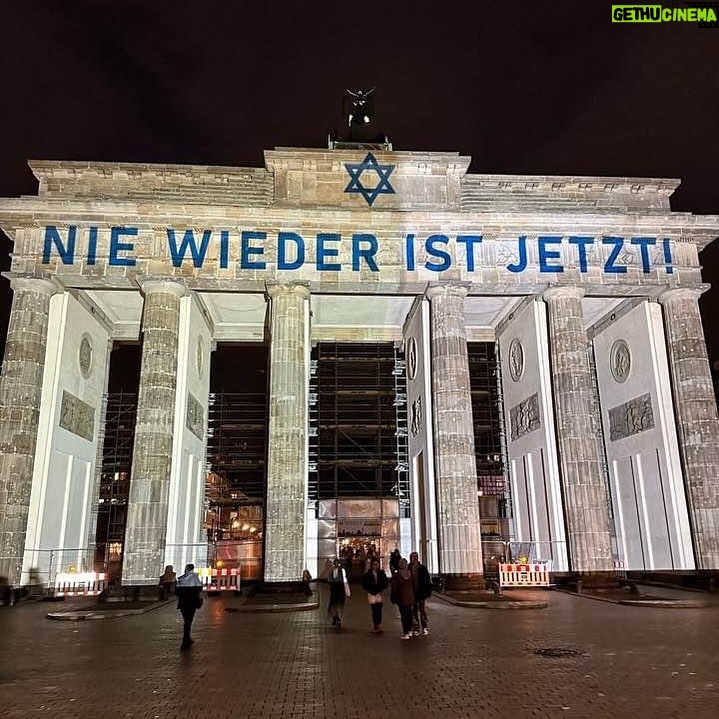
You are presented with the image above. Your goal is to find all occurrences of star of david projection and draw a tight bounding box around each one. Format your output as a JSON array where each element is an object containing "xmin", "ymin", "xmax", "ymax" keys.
[{"xmin": 343, "ymin": 152, "xmax": 396, "ymax": 206}]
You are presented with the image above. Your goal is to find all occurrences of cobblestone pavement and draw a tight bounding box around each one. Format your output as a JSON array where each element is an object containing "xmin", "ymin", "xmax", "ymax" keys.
[{"xmin": 1, "ymin": 587, "xmax": 718, "ymax": 719}]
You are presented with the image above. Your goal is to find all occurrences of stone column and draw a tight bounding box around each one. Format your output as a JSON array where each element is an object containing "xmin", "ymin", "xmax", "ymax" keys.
[
  {"xmin": 122, "ymin": 280, "xmax": 187, "ymax": 585},
  {"xmin": 543, "ymin": 286, "xmax": 613, "ymax": 572},
  {"xmin": 659, "ymin": 287, "xmax": 719, "ymax": 569},
  {"xmin": 264, "ymin": 282, "xmax": 310, "ymax": 583},
  {"xmin": 426, "ymin": 284, "xmax": 483, "ymax": 582},
  {"xmin": 0, "ymin": 277, "xmax": 60, "ymax": 586}
]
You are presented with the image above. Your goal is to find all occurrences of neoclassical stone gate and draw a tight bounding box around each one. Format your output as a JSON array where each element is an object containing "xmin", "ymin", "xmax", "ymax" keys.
[{"xmin": 0, "ymin": 147, "xmax": 718, "ymax": 588}]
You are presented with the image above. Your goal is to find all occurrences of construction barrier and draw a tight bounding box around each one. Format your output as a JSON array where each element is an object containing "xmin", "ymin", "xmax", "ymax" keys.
[
  {"xmin": 197, "ymin": 567, "xmax": 241, "ymax": 593},
  {"xmin": 499, "ymin": 563, "xmax": 551, "ymax": 588},
  {"xmin": 53, "ymin": 571, "xmax": 106, "ymax": 597}
]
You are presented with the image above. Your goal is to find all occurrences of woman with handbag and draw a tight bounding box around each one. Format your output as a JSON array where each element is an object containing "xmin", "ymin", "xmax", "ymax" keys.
[
  {"xmin": 361, "ymin": 558, "xmax": 389, "ymax": 633},
  {"xmin": 327, "ymin": 558, "xmax": 350, "ymax": 628}
]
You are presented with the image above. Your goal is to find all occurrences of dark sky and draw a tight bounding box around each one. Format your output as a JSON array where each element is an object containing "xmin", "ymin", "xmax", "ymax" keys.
[{"xmin": 1, "ymin": 1, "xmax": 718, "ymax": 360}]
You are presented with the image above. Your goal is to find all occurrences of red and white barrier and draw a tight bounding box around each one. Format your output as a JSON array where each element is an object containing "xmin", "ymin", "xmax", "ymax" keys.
[
  {"xmin": 53, "ymin": 571, "xmax": 106, "ymax": 597},
  {"xmin": 197, "ymin": 567, "xmax": 241, "ymax": 593},
  {"xmin": 499, "ymin": 563, "xmax": 550, "ymax": 587}
]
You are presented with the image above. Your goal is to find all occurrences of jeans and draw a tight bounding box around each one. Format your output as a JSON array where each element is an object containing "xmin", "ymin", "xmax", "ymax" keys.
[
  {"xmin": 412, "ymin": 599, "xmax": 428, "ymax": 631},
  {"xmin": 370, "ymin": 601, "xmax": 383, "ymax": 628},
  {"xmin": 399, "ymin": 604, "xmax": 413, "ymax": 635}
]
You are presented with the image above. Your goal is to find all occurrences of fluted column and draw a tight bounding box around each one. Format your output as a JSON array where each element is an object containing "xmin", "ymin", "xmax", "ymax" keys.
[
  {"xmin": 0, "ymin": 277, "xmax": 61, "ymax": 585},
  {"xmin": 543, "ymin": 286, "xmax": 613, "ymax": 571},
  {"xmin": 264, "ymin": 282, "xmax": 310, "ymax": 582},
  {"xmin": 426, "ymin": 283, "xmax": 483, "ymax": 580},
  {"xmin": 659, "ymin": 287, "xmax": 719, "ymax": 569},
  {"xmin": 122, "ymin": 280, "xmax": 187, "ymax": 585}
]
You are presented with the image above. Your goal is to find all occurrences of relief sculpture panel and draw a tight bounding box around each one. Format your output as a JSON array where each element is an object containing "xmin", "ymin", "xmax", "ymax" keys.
[
  {"xmin": 59, "ymin": 390, "xmax": 96, "ymax": 442},
  {"xmin": 186, "ymin": 392, "xmax": 205, "ymax": 440},
  {"xmin": 509, "ymin": 393, "xmax": 541, "ymax": 441},
  {"xmin": 608, "ymin": 392, "xmax": 655, "ymax": 441}
]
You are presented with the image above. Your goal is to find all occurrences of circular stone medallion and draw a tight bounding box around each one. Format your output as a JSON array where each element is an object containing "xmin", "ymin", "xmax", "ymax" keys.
[
  {"xmin": 508, "ymin": 338, "xmax": 524, "ymax": 382},
  {"xmin": 79, "ymin": 335, "xmax": 93, "ymax": 378},
  {"xmin": 610, "ymin": 339, "xmax": 631, "ymax": 383},
  {"xmin": 407, "ymin": 337, "xmax": 418, "ymax": 380}
]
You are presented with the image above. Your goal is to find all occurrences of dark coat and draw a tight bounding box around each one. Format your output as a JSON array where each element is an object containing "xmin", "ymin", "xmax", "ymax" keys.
[
  {"xmin": 175, "ymin": 585, "xmax": 202, "ymax": 612},
  {"xmin": 327, "ymin": 565, "xmax": 347, "ymax": 607},
  {"xmin": 410, "ymin": 562, "xmax": 433, "ymax": 600},
  {"xmin": 361, "ymin": 568, "xmax": 389, "ymax": 595},
  {"xmin": 390, "ymin": 572, "xmax": 415, "ymax": 606}
]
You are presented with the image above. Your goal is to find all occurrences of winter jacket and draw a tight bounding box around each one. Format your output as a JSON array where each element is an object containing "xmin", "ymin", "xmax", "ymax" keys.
[{"xmin": 362, "ymin": 568, "xmax": 389, "ymax": 595}]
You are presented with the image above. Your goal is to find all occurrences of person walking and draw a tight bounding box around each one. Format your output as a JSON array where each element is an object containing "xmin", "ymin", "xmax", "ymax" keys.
[
  {"xmin": 175, "ymin": 563, "xmax": 203, "ymax": 651},
  {"xmin": 390, "ymin": 557, "xmax": 415, "ymax": 639},
  {"xmin": 361, "ymin": 558, "xmax": 389, "ymax": 633},
  {"xmin": 158, "ymin": 564, "xmax": 176, "ymax": 600},
  {"xmin": 409, "ymin": 551, "xmax": 432, "ymax": 635},
  {"xmin": 389, "ymin": 547, "xmax": 401, "ymax": 576},
  {"xmin": 327, "ymin": 558, "xmax": 350, "ymax": 628}
]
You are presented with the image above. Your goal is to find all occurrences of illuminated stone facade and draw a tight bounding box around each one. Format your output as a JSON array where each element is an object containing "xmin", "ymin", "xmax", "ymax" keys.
[{"xmin": 1, "ymin": 147, "xmax": 718, "ymax": 586}]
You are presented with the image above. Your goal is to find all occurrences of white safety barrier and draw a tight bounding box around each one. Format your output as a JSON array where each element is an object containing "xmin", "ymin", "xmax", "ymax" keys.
[
  {"xmin": 197, "ymin": 567, "xmax": 241, "ymax": 593},
  {"xmin": 499, "ymin": 563, "xmax": 551, "ymax": 587},
  {"xmin": 53, "ymin": 571, "xmax": 106, "ymax": 597}
]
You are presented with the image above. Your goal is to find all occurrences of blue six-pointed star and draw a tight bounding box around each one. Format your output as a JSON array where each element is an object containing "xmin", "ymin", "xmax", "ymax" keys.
[{"xmin": 344, "ymin": 152, "xmax": 396, "ymax": 206}]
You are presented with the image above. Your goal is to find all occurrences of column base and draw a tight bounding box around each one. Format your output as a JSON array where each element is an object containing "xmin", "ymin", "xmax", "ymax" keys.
[
  {"xmin": 626, "ymin": 570, "xmax": 719, "ymax": 593},
  {"xmin": 554, "ymin": 571, "xmax": 627, "ymax": 594},
  {"xmin": 100, "ymin": 584, "xmax": 163, "ymax": 603},
  {"xmin": 248, "ymin": 580, "xmax": 312, "ymax": 597},
  {"xmin": 440, "ymin": 573, "xmax": 485, "ymax": 591}
]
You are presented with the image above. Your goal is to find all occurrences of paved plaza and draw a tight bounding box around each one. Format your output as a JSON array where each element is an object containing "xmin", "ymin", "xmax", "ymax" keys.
[{"xmin": 1, "ymin": 587, "xmax": 717, "ymax": 719}]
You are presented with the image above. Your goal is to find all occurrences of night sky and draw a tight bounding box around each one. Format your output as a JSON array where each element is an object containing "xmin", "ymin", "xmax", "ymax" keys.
[{"xmin": 1, "ymin": 2, "xmax": 718, "ymax": 363}]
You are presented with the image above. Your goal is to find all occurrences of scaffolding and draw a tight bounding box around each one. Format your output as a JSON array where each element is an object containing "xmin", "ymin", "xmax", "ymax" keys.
[
  {"xmin": 206, "ymin": 390, "xmax": 267, "ymax": 501},
  {"xmin": 308, "ymin": 357, "xmax": 320, "ymax": 510},
  {"xmin": 312, "ymin": 342, "xmax": 402, "ymax": 499},
  {"xmin": 392, "ymin": 346, "xmax": 410, "ymax": 517},
  {"xmin": 468, "ymin": 344, "xmax": 506, "ymax": 494},
  {"xmin": 94, "ymin": 391, "xmax": 137, "ymax": 579}
]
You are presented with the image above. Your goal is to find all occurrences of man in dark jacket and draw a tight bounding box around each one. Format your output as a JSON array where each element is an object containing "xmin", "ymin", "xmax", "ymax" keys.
[
  {"xmin": 409, "ymin": 551, "xmax": 432, "ymax": 635},
  {"xmin": 389, "ymin": 547, "xmax": 401, "ymax": 575},
  {"xmin": 175, "ymin": 563, "xmax": 203, "ymax": 651}
]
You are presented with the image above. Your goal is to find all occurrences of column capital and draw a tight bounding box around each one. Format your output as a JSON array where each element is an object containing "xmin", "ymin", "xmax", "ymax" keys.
[
  {"xmin": 6, "ymin": 274, "xmax": 63, "ymax": 295},
  {"xmin": 137, "ymin": 278, "xmax": 189, "ymax": 298},
  {"xmin": 542, "ymin": 285, "xmax": 585, "ymax": 302},
  {"xmin": 657, "ymin": 285, "xmax": 709, "ymax": 305},
  {"xmin": 265, "ymin": 281, "xmax": 311, "ymax": 300},
  {"xmin": 425, "ymin": 282, "xmax": 470, "ymax": 301}
]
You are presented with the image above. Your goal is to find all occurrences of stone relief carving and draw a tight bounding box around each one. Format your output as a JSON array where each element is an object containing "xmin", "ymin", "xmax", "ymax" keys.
[
  {"xmin": 59, "ymin": 390, "xmax": 95, "ymax": 441},
  {"xmin": 609, "ymin": 392, "xmax": 655, "ymax": 441},
  {"xmin": 615, "ymin": 247, "xmax": 636, "ymax": 266},
  {"xmin": 196, "ymin": 336, "xmax": 205, "ymax": 379},
  {"xmin": 495, "ymin": 241, "xmax": 520, "ymax": 267},
  {"xmin": 79, "ymin": 335, "xmax": 93, "ymax": 378},
  {"xmin": 508, "ymin": 338, "xmax": 524, "ymax": 382},
  {"xmin": 610, "ymin": 339, "xmax": 631, "ymax": 383},
  {"xmin": 509, "ymin": 393, "xmax": 540, "ymax": 441},
  {"xmin": 411, "ymin": 395, "xmax": 422, "ymax": 436},
  {"xmin": 186, "ymin": 392, "xmax": 205, "ymax": 440},
  {"xmin": 407, "ymin": 337, "xmax": 418, "ymax": 381}
]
